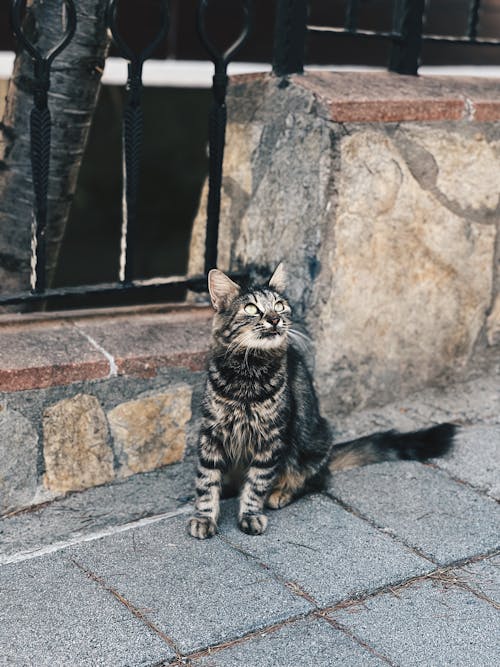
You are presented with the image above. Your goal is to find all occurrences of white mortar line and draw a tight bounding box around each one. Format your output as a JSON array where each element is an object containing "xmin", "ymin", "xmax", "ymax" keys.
[
  {"xmin": 463, "ymin": 97, "xmax": 476, "ymax": 120},
  {"xmin": 0, "ymin": 504, "xmax": 193, "ymax": 566},
  {"xmin": 72, "ymin": 322, "xmax": 118, "ymax": 377}
]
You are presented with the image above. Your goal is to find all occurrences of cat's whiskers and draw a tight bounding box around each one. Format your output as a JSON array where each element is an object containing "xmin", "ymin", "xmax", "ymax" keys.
[
  {"xmin": 288, "ymin": 328, "xmax": 311, "ymax": 352},
  {"xmin": 224, "ymin": 330, "xmax": 256, "ymax": 362}
]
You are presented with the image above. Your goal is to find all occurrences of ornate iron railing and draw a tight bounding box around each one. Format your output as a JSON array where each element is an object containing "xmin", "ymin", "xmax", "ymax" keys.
[
  {"xmin": 1, "ymin": 0, "xmax": 251, "ymax": 308},
  {"xmin": 274, "ymin": 0, "xmax": 499, "ymax": 76}
]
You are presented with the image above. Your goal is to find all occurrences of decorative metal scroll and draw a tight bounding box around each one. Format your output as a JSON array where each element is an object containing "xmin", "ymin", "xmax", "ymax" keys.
[
  {"xmin": 106, "ymin": 0, "xmax": 169, "ymax": 284},
  {"xmin": 10, "ymin": 0, "xmax": 77, "ymax": 293},
  {"xmin": 197, "ymin": 0, "xmax": 252, "ymax": 274}
]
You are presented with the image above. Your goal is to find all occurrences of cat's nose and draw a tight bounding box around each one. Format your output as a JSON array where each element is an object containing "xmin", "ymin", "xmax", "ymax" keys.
[{"xmin": 268, "ymin": 315, "xmax": 280, "ymax": 327}]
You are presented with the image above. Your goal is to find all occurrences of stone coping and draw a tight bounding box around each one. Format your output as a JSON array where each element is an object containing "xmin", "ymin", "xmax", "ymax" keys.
[
  {"xmin": 0, "ymin": 304, "xmax": 213, "ymax": 392},
  {"xmin": 231, "ymin": 71, "xmax": 500, "ymax": 122}
]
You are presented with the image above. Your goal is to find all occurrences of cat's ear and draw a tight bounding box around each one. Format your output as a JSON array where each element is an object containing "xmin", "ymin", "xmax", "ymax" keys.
[
  {"xmin": 208, "ymin": 269, "xmax": 240, "ymax": 311},
  {"xmin": 269, "ymin": 263, "xmax": 286, "ymax": 293}
]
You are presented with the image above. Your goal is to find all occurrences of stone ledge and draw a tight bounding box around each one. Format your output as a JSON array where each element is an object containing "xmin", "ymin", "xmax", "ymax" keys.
[
  {"xmin": 0, "ymin": 305, "xmax": 212, "ymax": 392},
  {"xmin": 232, "ymin": 71, "xmax": 500, "ymax": 122}
]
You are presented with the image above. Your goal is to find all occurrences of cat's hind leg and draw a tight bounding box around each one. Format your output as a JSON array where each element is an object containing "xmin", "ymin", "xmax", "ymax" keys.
[{"xmin": 266, "ymin": 468, "xmax": 307, "ymax": 509}]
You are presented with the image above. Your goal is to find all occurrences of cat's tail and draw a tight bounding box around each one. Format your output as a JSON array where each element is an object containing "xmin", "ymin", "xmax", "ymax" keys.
[{"xmin": 328, "ymin": 423, "xmax": 456, "ymax": 473}]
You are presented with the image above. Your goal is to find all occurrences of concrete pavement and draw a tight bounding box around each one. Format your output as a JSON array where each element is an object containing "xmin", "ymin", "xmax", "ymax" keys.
[{"xmin": 0, "ymin": 380, "xmax": 499, "ymax": 666}]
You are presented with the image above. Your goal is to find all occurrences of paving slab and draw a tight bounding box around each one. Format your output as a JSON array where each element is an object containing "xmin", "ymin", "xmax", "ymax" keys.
[
  {"xmin": 433, "ymin": 425, "xmax": 500, "ymax": 500},
  {"xmin": 0, "ymin": 552, "xmax": 173, "ymax": 667},
  {"xmin": 67, "ymin": 513, "xmax": 310, "ymax": 654},
  {"xmin": 218, "ymin": 494, "xmax": 431, "ymax": 607},
  {"xmin": 329, "ymin": 461, "xmax": 500, "ymax": 565},
  {"xmin": 192, "ymin": 616, "xmax": 387, "ymax": 667},
  {"xmin": 332, "ymin": 373, "xmax": 500, "ymax": 440},
  {"xmin": 0, "ymin": 459, "xmax": 196, "ymax": 564},
  {"xmin": 455, "ymin": 554, "xmax": 500, "ymax": 605},
  {"xmin": 330, "ymin": 577, "xmax": 500, "ymax": 667}
]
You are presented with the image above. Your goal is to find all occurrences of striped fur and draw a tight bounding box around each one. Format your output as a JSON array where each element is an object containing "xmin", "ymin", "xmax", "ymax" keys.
[{"xmin": 188, "ymin": 266, "xmax": 455, "ymax": 539}]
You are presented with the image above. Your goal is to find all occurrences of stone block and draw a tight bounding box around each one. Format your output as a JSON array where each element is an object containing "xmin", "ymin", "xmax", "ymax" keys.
[
  {"xmin": 0, "ymin": 405, "xmax": 38, "ymax": 514},
  {"xmin": 329, "ymin": 462, "xmax": 500, "ymax": 564},
  {"xmin": 331, "ymin": 578, "xmax": 500, "ymax": 667},
  {"xmin": 68, "ymin": 513, "xmax": 310, "ymax": 654},
  {"xmin": 193, "ymin": 616, "xmax": 386, "ymax": 666},
  {"xmin": 43, "ymin": 394, "xmax": 115, "ymax": 493},
  {"xmin": 108, "ymin": 385, "xmax": 192, "ymax": 476},
  {"xmin": 0, "ymin": 553, "xmax": 174, "ymax": 666},
  {"xmin": 189, "ymin": 73, "xmax": 498, "ymax": 414},
  {"xmin": 218, "ymin": 494, "xmax": 430, "ymax": 607}
]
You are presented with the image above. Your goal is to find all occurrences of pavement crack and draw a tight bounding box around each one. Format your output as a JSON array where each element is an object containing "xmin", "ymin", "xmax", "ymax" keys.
[
  {"xmin": 69, "ymin": 557, "xmax": 182, "ymax": 659},
  {"xmin": 317, "ymin": 613, "xmax": 399, "ymax": 666},
  {"xmin": 320, "ymin": 550, "xmax": 500, "ymax": 615},
  {"xmin": 173, "ymin": 615, "xmax": 309, "ymax": 665},
  {"xmin": 323, "ymin": 491, "xmax": 437, "ymax": 564},
  {"xmin": 425, "ymin": 461, "xmax": 500, "ymax": 502},
  {"xmin": 218, "ymin": 534, "xmax": 319, "ymax": 606}
]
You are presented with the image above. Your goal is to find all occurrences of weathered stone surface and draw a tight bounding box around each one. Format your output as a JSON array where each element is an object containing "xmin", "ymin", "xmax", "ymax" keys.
[
  {"xmin": 108, "ymin": 386, "xmax": 192, "ymax": 477},
  {"xmin": 329, "ymin": 462, "xmax": 500, "ymax": 565},
  {"xmin": 189, "ymin": 73, "xmax": 498, "ymax": 414},
  {"xmin": 0, "ymin": 405, "xmax": 38, "ymax": 514},
  {"xmin": 0, "ymin": 553, "xmax": 174, "ymax": 666},
  {"xmin": 401, "ymin": 126, "xmax": 500, "ymax": 210},
  {"xmin": 331, "ymin": 578, "xmax": 500, "ymax": 667},
  {"xmin": 433, "ymin": 425, "xmax": 500, "ymax": 501},
  {"xmin": 43, "ymin": 394, "xmax": 114, "ymax": 493},
  {"xmin": 487, "ymin": 294, "xmax": 500, "ymax": 346}
]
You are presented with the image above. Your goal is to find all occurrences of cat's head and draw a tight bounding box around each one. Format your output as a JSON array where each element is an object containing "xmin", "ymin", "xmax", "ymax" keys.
[{"xmin": 208, "ymin": 264, "xmax": 290, "ymax": 354}]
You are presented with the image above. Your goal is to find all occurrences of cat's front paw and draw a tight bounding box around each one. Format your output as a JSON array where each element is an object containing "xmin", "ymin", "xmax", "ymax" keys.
[
  {"xmin": 188, "ymin": 516, "xmax": 217, "ymax": 539},
  {"xmin": 239, "ymin": 513, "xmax": 268, "ymax": 535}
]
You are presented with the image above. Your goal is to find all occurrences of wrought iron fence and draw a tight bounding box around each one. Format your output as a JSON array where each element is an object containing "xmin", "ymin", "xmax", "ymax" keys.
[
  {"xmin": 1, "ymin": 0, "xmax": 497, "ymax": 309},
  {"xmin": 1, "ymin": 0, "xmax": 251, "ymax": 308},
  {"xmin": 274, "ymin": 0, "xmax": 500, "ymax": 76}
]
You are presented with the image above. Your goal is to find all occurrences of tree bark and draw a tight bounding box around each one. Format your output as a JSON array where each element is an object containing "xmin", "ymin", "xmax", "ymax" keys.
[{"xmin": 0, "ymin": 0, "xmax": 110, "ymax": 295}]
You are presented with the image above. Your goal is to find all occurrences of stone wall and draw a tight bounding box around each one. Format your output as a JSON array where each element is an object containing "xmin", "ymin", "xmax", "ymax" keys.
[
  {"xmin": 0, "ymin": 307, "xmax": 210, "ymax": 516},
  {"xmin": 189, "ymin": 72, "xmax": 500, "ymax": 415}
]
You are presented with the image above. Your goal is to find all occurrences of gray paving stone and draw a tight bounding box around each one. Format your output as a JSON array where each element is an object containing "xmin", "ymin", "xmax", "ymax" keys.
[
  {"xmin": 193, "ymin": 616, "xmax": 386, "ymax": 667},
  {"xmin": 0, "ymin": 459, "xmax": 196, "ymax": 563},
  {"xmin": 456, "ymin": 554, "xmax": 500, "ymax": 605},
  {"xmin": 0, "ymin": 552, "xmax": 173, "ymax": 667},
  {"xmin": 218, "ymin": 494, "xmax": 431, "ymax": 607},
  {"xmin": 433, "ymin": 425, "xmax": 500, "ymax": 500},
  {"xmin": 67, "ymin": 513, "xmax": 309, "ymax": 654},
  {"xmin": 329, "ymin": 461, "xmax": 500, "ymax": 564},
  {"xmin": 331, "ymin": 578, "xmax": 500, "ymax": 667}
]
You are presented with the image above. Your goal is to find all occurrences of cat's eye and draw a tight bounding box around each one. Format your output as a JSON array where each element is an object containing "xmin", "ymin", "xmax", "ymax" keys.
[
  {"xmin": 275, "ymin": 301, "xmax": 285, "ymax": 312},
  {"xmin": 244, "ymin": 303, "xmax": 259, "ymax": 316}
]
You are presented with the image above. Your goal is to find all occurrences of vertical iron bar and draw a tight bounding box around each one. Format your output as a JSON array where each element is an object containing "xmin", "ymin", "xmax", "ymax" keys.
[
  {"xmin": 120, "ymin": 60, "xmax": 143, "ymax": 283},
  {"xmin": 272, "ymin": 0, "xmax": 308, "ymax": 76},
  {"xmin": 10, "ymin": 0, "xmax": 76, "ymax": 294},
  {"xmin": 197, "ymin": 0, "xmax": 252, "ymax": 273},
  {"xmin": 106, "ymin": 0, "xmax": 169, "ymax": 284},
  {"xmin": 388, "ymin": 0, "xmax": 425, "ymax": 75},
  {"xmin": 204, "ymin": 67, "xmax": 227, "ymax": 274},
  {"xmin": 344, "ymin": 0, "xmax": 359, "ymax": 34},
  {"xmin": 467, "ymin": 0, "xmax": 481, "ymax": 41}
]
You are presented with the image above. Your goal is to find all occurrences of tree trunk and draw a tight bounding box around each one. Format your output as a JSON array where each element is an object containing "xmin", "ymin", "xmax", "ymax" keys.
[{"xmin": 0, "ymin": 0, "xmax": 109, "ymax": 296}]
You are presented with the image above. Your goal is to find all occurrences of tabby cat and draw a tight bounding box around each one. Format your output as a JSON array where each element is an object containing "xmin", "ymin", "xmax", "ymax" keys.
[{"xmin": 188, "ymin": 264, "xmax": 455, "ymax": 539}]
